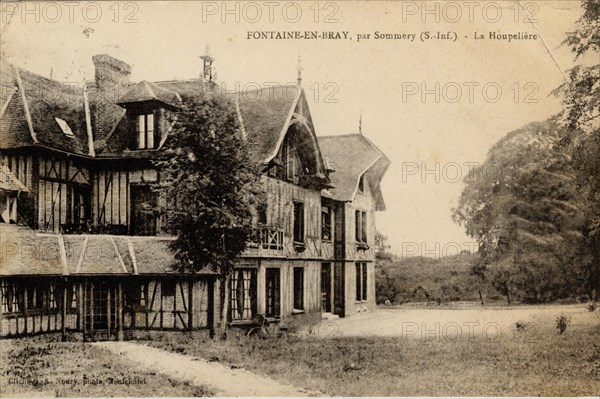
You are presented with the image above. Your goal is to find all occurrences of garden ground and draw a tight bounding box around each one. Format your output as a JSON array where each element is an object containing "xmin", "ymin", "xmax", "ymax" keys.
[{"xmin": 1, "ymin": 304, "xmax": 599, "ymax": 397}]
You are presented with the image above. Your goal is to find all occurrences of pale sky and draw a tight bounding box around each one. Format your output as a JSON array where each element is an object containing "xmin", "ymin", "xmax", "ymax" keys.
[{"xmin": 0, "ymin": 1, "xmax": 591, "ymax": 256}]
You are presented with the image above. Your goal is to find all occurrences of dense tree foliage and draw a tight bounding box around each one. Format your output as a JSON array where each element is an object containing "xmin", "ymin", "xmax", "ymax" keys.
[
  {"xmin": 153, "ymin": 94, "xmax": 262, "ymax": 335},
  {"xmin": 453, "ymin": 119, "xmax": 590, "ymax": 302},
  {"xmin": 453, "ymin": 0, "xmax": 599, "ymax": 302}
]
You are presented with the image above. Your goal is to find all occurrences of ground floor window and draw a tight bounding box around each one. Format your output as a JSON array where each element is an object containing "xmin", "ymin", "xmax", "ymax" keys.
[
  {"xmin": 230, "ymin": 269, "xmax": 257, "ymax": 320},
  {"xmin": 293, "ymin": 267, "xmax": 304, "ymax": 310},
  {"xmin": 1, "ymin": 281, "xmax": 60, "ymax": 314},
  {"xmin": 355, "ymin": 263, "xmax": 368, "ymax": 301},
  {"xmin": 265, "ymin": 268, "xmax": 280, "ymax": 317},
  {"xmin": 124, "ymin": 282, "xmax": 148, "ymax": 309}
]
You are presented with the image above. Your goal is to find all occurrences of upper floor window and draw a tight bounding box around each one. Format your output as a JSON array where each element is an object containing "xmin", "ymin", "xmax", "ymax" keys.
[
  {"xmin": 293, "ymin": 201, "xmax": 305, "ymax": 243},
  {"xmin": 321, "ymin": 205, "xmax": 332, "ymax": 241},
  {"xmin": 358, "ymin": 174, "xmax": 366, "ymax": 193},
  {"xmin": 355, "ymin": 210, "xmax": 367, "ymax": 243},
  {"xmin": 137, "ymin": 113, "xmax": 155, "ymax": 149}
]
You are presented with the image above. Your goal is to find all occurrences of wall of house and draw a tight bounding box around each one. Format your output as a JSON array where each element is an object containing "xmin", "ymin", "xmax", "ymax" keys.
[
  {"xmin": 343, "ymin": 261, "xmax": 377, "ymax": 316},
  {"xmin": 343, "ymin": 180, "xmax": 376, "ymax": 262},
  {"xmin": 243, "ymin": 176, "xmax": 324, "ymax": 259},
  {"xmin": 0, "ymin": 278, "xmax": 77, "ymax": 338},
  {"xmin": 123, "ymin": 278, "xmax": 211, "ymax": 331},
  {"xmin": 92, "ymin": 167, "xmax": 158, "ymax": 229},
  {"xmin": 258, "ymin": 259, "xmax": 321, "ymax": 317}
]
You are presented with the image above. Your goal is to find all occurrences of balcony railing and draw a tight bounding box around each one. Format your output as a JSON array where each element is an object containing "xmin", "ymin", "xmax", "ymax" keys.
[{"xmin": 247, "ymin": 226, "xmax": 284, "ymax": 251}]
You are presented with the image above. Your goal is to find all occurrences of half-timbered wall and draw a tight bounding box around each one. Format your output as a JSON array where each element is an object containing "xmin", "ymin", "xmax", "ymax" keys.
[
  {"xmin": 123, "ymin": 279, "xmax": 210, "ymax": 330},
  {"xmin": 0, "ymin": 278, "xmax": 77, "ymax": 338},
  {"xmin": 91, "ymin": 167, "xmax": 158, "ymax": 232},
  {"xmin": 244, "ymin": 176, "xmax": 324, "ymax": 259},
  {"xmin": 36, "ymin": 156, "xmax": 92, "ymax": 232}
]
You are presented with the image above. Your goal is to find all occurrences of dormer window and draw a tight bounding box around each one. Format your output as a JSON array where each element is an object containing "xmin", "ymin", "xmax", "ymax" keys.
[{"xmin": 137, "ymin": 113, "xmax": 155, "ymax": 149}]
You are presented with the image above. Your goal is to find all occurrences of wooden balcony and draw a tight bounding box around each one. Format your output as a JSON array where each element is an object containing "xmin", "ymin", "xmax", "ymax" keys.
[{"xmin": 244, "ymin": 226, "xmax": 285, "ymax": 257}]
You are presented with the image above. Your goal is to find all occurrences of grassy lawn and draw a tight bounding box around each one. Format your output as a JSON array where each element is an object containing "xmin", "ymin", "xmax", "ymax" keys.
[
  {"xmin": 0, "ymin": 335, "xmax": 214, "ymax": 397},
  {"xmin": 148, "ymin": 306, "xmax": 600, "ymax": 396}
]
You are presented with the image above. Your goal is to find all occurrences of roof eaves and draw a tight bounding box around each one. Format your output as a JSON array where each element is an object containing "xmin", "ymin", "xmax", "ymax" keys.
[
  {"xmin": 14, "ymin": 67, "xmax": 38, "ymax": 144},
  {"xmin": 82, "ymin": 79, "xmax": 96, "ymax": 157},
  {"xmin": 264, "ymin": 84, "xmax": 301, "ymax": 164}
]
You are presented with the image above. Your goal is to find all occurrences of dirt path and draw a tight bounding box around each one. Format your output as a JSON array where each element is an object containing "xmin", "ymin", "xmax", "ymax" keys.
[
  {"xmin": 93, "ymin": 341, "xmax": 313, "ymax": 397},
  {"xmin": 305, "ymin": 304, "xmax": 590, "ymax": 339}
]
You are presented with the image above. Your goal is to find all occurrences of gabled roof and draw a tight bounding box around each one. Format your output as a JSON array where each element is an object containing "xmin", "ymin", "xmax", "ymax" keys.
[
  {"xmin": 117, "ymin": 80, "xmax": 182, "ymax": 109},
  {"xmin": 234, "ymin": 84, "xmax": 301, "ymax": 163},
  {"xmin": 0, "ymin": 164, "xmax": 28, "ymax": 192},
  {"xmin": 318, "ymin": 134, "xmax": 390, "ymax": 210},
  {"xmin": 0, "ymin": 60, "xmax": 90, "ymax": 156}
]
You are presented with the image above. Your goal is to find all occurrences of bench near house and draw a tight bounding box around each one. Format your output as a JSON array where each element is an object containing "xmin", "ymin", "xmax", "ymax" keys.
[{"xmin": 0, "ymin": 52, "xmax": 389, "ymax": 340}]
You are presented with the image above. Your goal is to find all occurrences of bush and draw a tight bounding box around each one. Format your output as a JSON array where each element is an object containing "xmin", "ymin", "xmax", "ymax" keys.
[{"xmin": 556, "ymin": 314, "xmax": 572, "ymax": 335}]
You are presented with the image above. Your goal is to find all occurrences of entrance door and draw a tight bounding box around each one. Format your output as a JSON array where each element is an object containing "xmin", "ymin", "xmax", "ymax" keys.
[
  {"xmin": 130, "ymin": 185, "xmax": 157, "ymax": 236},
  {"xmin": 333, "ymin": 263, "xmax": 345, "ymax": 317},
  {"xmin": 265, "ymin": 268, "xmax": 280, "ymax": 317},
  {"xmin": 321, "ymin": 263, "xmax": 332, "ymax": 313},
  {"xmin": 84, "ymin": 282, "xmax": 117, "ymax": 341}
]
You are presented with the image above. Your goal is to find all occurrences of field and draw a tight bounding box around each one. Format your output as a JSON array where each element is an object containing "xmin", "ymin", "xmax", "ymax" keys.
[
  {"xmin": 0, "ymin": 335, "xmax": 213, "ymax": 397},
  {"xmin": 1, "ymin": 304, "xmax": 599, "ymax": 397},
  {"xmin": 150, "ymin": 304, "xmax": 600, "ymax": 396}
]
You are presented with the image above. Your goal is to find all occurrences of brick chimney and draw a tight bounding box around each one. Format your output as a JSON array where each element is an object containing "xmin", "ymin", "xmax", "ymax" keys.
[
  {"xmin": 91, "ymin": 54, "xmax": 131, "ymax": 142},
  {"xmin": 92, "ymin": 54, "xmax": 131, "ymax": 92}
]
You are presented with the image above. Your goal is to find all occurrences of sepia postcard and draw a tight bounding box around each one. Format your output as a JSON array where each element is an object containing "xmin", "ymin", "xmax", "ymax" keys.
[{"xmin": 0, "ymin": 0, "xmax": 599, "ymax": 397}]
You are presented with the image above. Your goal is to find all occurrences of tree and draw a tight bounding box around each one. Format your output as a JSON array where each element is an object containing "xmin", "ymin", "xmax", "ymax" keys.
[
  {"xmin": 153, "ymin": 94, "xmax": 262, "ymax": 338},
  {"xmin": 556, "ymin": 0, "xmax": 600, "ymax": 299},
  {"xmin": 453, "ymin": 119, "xmax": 588, "ymax": 302}
]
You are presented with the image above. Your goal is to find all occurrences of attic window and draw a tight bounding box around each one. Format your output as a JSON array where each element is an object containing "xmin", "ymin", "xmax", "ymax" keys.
[
  {"xmin": 358, "ymin": 174, "xmax": 365, "ymax": 193},
  {"xmin": 55, "ymin": 118, "xmax": 74, "ymax": 137},
  {"xmin": 137, "ymin": 113, "xmax": 155, "ymax": 149}
]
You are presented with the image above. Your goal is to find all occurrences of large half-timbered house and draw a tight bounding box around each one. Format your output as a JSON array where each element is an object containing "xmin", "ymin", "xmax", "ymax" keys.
[{"xmin": 0, "ymin": 53, "xmax": 389, "ymax": 340}]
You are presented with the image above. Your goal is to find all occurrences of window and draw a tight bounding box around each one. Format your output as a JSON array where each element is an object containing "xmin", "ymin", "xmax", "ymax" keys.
[
  {"xmin": 137, "ymin": 113, "xmax": 155, "ymax": 149},
  {"xmin": 293, "ymin": 201, "xmax": 305, "ymax": 243},
  {"xmin": 161, "ymin": 281, "xmax": 176, "ymax": 298},
  {"xmin": 230, "ymin": 269, "xmax": 257, "ymax": 320},
  {"xmin": 293, "ymin": 267, "xmax": 304, "ymax": 310},
  {"xmin": 321, "ymin": 205, "xmax": 332, "ymax": 241},
  {"xmin": 355, "ymin": 263, "xmax": 368, "ymax": 301},
  {"xmin": 257, "ymin": 203, "xmax": 268, "ymax": 225},
  {"xmin": 355, "ymin": 210, "xmax": 368, "ymax": 243},
  {"xmin": 125, "ymin": 282, "xmax": 148, "ymax": 308},
  {"xmin": 265, "ymin": 268, "xmax": 280, "ymax": 317},
  {"xmin": 358, "ymin": 174, "xmax": 365, "ymax": 193}
]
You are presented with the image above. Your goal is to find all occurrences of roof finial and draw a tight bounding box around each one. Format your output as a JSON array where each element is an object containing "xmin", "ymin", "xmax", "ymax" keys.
[
  {"xmin": 49, "ymin": 68, "xmax": 54, "ymax": 80},
  {"xmin": 200, "ymin": 45, "xmax": 215, "ymax": 83},
  {"xmin": 359, "ymin": 112, "xmax": 363, "ymax": 135},
  {"xmin": 297, "ymin": 55, "xmax": 303, "ymax": 86}
]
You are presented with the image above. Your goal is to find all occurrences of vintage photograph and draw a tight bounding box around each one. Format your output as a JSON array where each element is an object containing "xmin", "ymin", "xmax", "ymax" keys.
[{"xmin": 0, "ymin": 0, "xmax": 598, "ymax": 397}]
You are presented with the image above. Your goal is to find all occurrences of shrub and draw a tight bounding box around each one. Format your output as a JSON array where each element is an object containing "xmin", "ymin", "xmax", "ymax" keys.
[{"xmin": 555, "ymin": 314, "xmax": 572, "ymax": 335}]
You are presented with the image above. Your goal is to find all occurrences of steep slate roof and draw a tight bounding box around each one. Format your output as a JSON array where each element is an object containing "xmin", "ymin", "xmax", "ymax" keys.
[
  {"xmin": 0, "ymin": 164, "xmax": 28, "ymax": 192},
  {"xmin": 235, "ymin": 84, "xmax": 301, "ymax": 163},
  {"xmin": 117, "ymin": 80, "xmax": 182, "ymax": 109},
  {"xmin": 1, "ymin": 58, "xmax": 312, "ymax": 167},
  {"xmin": 0, "ymin": 60, "xmax": 90, "ymax": 155},
  {"xmin": 318, "ymin": 134, "xmax": 390, "ymax": 210}
]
